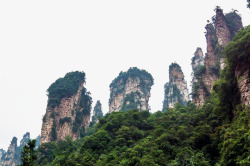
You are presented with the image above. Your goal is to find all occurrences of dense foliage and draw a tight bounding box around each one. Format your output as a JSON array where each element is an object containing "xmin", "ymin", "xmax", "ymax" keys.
[
  {"xmin": 37, "ymin": 101, "xmax": 249, "ymax": 165},
  {"xmin": 194, "ymin": 65, "xmax": 206, "ymax": 77},
  {"xmin": 121, "ymin": 92, "xmax": 142, "ymax": 112},
  {"xmin": 110, "ymin": 67, "xmax": 154, "ymax": 89},
  {"xmin": 47, "ymin": 71, "xmax": 85, "ymax": 108},
  {"xmin": 34, "ymin": 24, "xmax": 250, "ymax": 166},
  {"xmin": 225, "ymin": 11, "xmax": 242, "ymax": 39},
  {"xmin": 20, "ymin": 140, "xmax": 37, "ymax": 166},
  {"xmin": 213, "ymin": 25, "xmax": 250, "ymax": 122}
]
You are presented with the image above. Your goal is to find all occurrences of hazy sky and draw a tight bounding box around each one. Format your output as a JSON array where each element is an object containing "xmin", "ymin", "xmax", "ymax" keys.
[{"xmin": 0, "ymin": 0, "xmax": 249, "ymax": 150}]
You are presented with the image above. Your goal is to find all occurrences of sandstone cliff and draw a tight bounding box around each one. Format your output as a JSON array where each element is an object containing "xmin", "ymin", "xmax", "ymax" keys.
[
  {"xmin": 0, "ymin": 149, "xmax": 6, "ymax": 166},
  {"xmin": 92, "ymin": 100, "xmax": 103, "ymax": 124},
  {"xmin": 191, "ymin": 47, "xmax": 204, "ymax": 82},
  {"xmin": 1, "ymin": 133, "xmax": 31, "ymax": 166},
  {"xmin": 191, "ymin": 48, "xmax": 208, "ymax": 107},
  {"xmin": 109, "ymin": 67, "xmax": 154, "ymax": 112},
  {"xmin": 235, "ymin": 62, "xmax": 250, "ymax": 106},
  {"xmin": 41, "ymin": 71, "xmax": 92, "ymax": 144},
  {"xmin": 162, "ymin": 63, "xmax": 189, "ymax": 111},
  {"xmin": 2, "ymin": 137, "xmax": 18, "ymax": 166},
  {"xmin": 192, "ymin": 7, "xmax": 243, "ymax": 107}
]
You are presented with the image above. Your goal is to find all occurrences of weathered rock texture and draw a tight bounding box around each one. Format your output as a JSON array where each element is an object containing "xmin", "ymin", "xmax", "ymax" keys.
[
  {"xmin": 162, "ymin": 63, "xmax": 189, "ymax": 111},
  {"xmin": 215, "ymin": 8, "xmax": 231, "ymax": 47},
  {"xmin": 0, "ymin": 149, "xmax": 6, "ymax": 166},
  {"xmin": 2, "ymin": 137, "xmax": 18, "ymax": 166},
  {"xmin": 192, "ymin": 7, "xmax": 243, "ymax": 107},
  {"xmin": 19, "ymin": 132, "xmax": 30, "ymax": 149},
  {"xmin": 235, "ymin": 62, "xmax": 250, "ymax": 106},
  {"xmin": 41, "ymin": 71, "xmax": 92, "ymax": 144},
  {"xmin": 109, "ymin": 67, "xmax": 154, "ymax": 112},
  {"xmin": 92, "ymin": 100, "xmax": 103, "ymax": 124},
  {"xmin": 191, "ymin": 48, "xmax": 204, "ymax": 82},
  {"xmin": 35, "ymin": 135, "xmax": 41, "ymax": 149},
  {"xmin": 191, "ymin": 48, "xmax": 207, "ymax": 107},
  {"xmin": 1, "ymin": 133, "xmax": 30, "ymax": 166},
  {"xmin": 225, "ymin": 10, "xmax": 243, "ymax": 39}
]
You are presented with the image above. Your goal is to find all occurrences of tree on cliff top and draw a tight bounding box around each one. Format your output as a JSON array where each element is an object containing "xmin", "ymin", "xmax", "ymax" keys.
[
  {"xmin": 109, "ymin": 67, "xmax": 154, "ymax": 88},
  {"xmin": 21, "ymin": 139, "xmax": 37, "ymax": 166},
  {"xmin": 47, "ymin": 71, "xmax": 85, "ymax": 108}
]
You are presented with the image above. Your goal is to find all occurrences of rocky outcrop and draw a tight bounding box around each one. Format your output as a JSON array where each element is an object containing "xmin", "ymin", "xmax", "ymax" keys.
[
  {"xmin": 41, "ymin": 71, "xmax": 92, "ymax": 144},
  {"xmin": 92, "ymin": 100, "xmax": 103, "ymax": 124},
  {"xmin": 215, "ymin": 8, "xmax": 231, "ymax": 47},
  {"xmin": 19, "ymin": 132, "xmax": 30, "ymax": 149},
  {"xmin": 191, "ymin": 48, "xmax": 208, "ymax": 107},
  {"xmin": 0, "ymin": 149, "xmax": 6, "ymax": 166},
  {"xmin": 162, "ymin": 63, "xmax": 189, "ymax": 111},
  {"xmin": 0, "ymin": 133, "xmax": 39, "ymax": 166},
  {"xmin": 2, "ymin": 137, "xmax": 18, "ymax": 166},
  {"xmin": 225, "ymin": 10, "xmax": 243, "ymax": 39},
  {"xmin": 109, "ymin": 67, "xmax": 154, "ymax": 112},
  {"xmin": 35, "ymin": 135, "xmax": 41, "ymax": 149},
  {"xmin": 1, "ymin": 133, "xmax": 31, "ymax": 166},
  {"xmin": 191, "ymin": 48, "xmax": 204, "ymax": 82},
  {"xmin": 203, "ymin": 23, "xmax": 220, "ymax": 92},
  {"xmin": 192, "ymin": 7, "xmax": 243, "ymax": 107},
  {"xmin": 235, "ymin": 62, "xmax": 250, "ymax": 106}
]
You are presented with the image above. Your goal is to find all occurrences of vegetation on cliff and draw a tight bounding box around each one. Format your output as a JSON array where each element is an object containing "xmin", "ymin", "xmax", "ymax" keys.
[
  {"xmin": 109, "ymin": 67, "xmax": 154, "ymax": 112},
  {"xmin": 110, "ymin": 67, "xmax": 154, "ymax": 88},
  {"xmin": 91, "ymin": 100, "xmax": 103, "ymax": 126},
  {"xmin": 47, "ymin": 71, "xmax": 86, "ymax": 108},
  {"xmin": 162, "ymin": 63, "xmax": 189, "ymax": 111},
  {"xmin": 32, "ymin": 24, "xmax": 250, "ymax": 166},
  {"xmin": 225, "ymin": 10, "xmax": 243, "ymax": 39},
  {"xmin": 109, "ymin": 67, "xmax": 154, "ymax": 101}
]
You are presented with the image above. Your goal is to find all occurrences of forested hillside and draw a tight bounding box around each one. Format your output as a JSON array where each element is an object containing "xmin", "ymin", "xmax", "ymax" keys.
[{"xmin": 32, "ymin": 26, "xmax": 250, "ymax": 166}]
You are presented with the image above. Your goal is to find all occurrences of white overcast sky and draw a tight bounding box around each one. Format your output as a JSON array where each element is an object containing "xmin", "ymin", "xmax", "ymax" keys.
[{"xmin": 0, "ymin": 0, "xmax": 249, "ymax": 150}]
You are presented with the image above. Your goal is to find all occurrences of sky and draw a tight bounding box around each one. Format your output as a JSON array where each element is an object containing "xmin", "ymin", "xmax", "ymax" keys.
[{"xmin": 0, "ymin": 0, "xmax": 249, "ymax": 150}]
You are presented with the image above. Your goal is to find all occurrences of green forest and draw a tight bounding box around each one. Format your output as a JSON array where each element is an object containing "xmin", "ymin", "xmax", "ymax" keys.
[{"xmin": 20, "ymin": 25, "xmax": 250, "ymax": 166}]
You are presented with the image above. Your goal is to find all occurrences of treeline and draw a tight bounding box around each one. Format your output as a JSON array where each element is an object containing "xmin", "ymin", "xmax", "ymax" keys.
[{"xmin": 22, "ymin": 25, "xmax": 250, "ymax": 166}]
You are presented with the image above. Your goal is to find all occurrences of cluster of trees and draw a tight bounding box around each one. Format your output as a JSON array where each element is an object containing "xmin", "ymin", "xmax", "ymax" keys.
[
  {"xmin": 47, "ymin": 71, "xmax": 86, "ymax": 108},
  {"xmin": 26, "ymin": 101, "xmax": 249, "ymax": 165},
  {"xmin": 20, "ymin": 21, "xmax": 250, "ymax": 166},
  {"xmin": 110, "ymin": 67, "xmax": 154, "ymax": 89},
  {"xmin": 121, "ymin": 92, "xmax": 142, "ymax": 112}
]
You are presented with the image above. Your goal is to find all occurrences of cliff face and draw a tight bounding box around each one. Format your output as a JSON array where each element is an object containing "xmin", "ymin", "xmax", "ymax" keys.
[
  {"xmin": 2, "ymin": 137, "xmax": 18, "ymax": 166},
  {"xmin": 0, "ymin": 132, "xmax": 38, "ymax": 166},
  {"xmin": 235, "ymin": 62, "xmax": 250, "ymax": 106},
  {"xmin": 192, "ymin": 48, "xmax": 204, "ymax": 72},
  {"xmin": 225, "ymin": 11, "xmax": 243, "ymax": 39},
  {"xmin": 0, "ymin": 149, "xmax": 6, "ymax": 166},
  {"xmin": 109, "ymin": 67, "xmax": 154, "ymax": 112},
  {"xmin": 35, "ymin": 135, "xmax": 41, "ymax": 149},
  {"xmin": 191, "ymin": 48, "xmax": 207, "ymax": 107},
  {"xmin": 162, "ymin": 63, "xmax": 189, "ymax": 111},
  {"xmin": 41, "ymin": 71, "xmax": 92, "ymax": 144},
  {"xmin": 215, "ymin": 8, "xmax": 231, "ymax": 47},
  {"xmin": 192, "ymin": 7, "xmax": 243, "ymax": 107},
  {"xmin": 191, "ymin": 48, "xmax": 204, "ymax": 81},
  {"xmin": 92, "ymin": 100, "xmax": 103, "ymax": 124},
  {"xmin": 191, "ymin": 23, "xmax": 218, "ymax": 107},
  {"xmin": 19, "ymin": 132, "xmax": 30, "ymax": 149}
]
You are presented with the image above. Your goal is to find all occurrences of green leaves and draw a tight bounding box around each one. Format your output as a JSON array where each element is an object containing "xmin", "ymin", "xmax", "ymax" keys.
[
  {"xmin": 47, "ymin": 71, "xmax": 86, "ymax": 108},
  {"xmin": 21, "ymin": 139, "xmax": 37, "ymax": 166}
]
